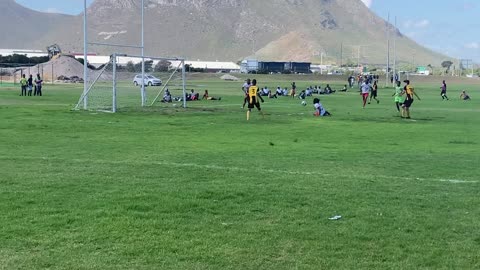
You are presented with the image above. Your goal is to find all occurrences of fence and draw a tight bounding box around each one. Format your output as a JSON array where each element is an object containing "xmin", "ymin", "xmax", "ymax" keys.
[{"xmin": 0, "ymin": 62, "xmax": 63, "ymax": 85}]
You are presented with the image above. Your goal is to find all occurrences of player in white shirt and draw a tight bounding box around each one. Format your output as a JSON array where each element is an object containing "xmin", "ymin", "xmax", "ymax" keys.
[
  {"xmin": 360, "ymin": 81, "xmax": 371, "ymax": 108},
  {"xmin": 242, "ymin": 79, "xmax": 251, "ymax": 108},
  {"xmin": 313, "ymin": 98, "xmax": 331, "ymax": 116}
]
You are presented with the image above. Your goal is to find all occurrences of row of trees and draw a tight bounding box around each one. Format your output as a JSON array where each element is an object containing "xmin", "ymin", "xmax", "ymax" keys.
[
  {"xmin": 118, "ymin": 60, "xmax": 206, "ymax": 73},
  {"xmin": 0, "ymin": 54, "xmax": 49, "ymax": 66},
  {"xmin": 123, "ymin": 60, "xmax": 172, "ymax": 73}
]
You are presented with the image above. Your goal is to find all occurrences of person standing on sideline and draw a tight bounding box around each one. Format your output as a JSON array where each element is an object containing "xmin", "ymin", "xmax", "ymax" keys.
[
  {"xmin": 402, "ymin": 80, "xmax": 421, "ymax": 119},
  {"xmin": 241, "ymin": 79, "xmax": 251, "ymax": 108},
  {"xmin": 369, "ymin": 81, "xmax": 380, "ymax": 104},
  {"xmin": 246, "ymin": 79, "xmax": 264, "ymax": 120},
  {"xmin": 20, "ymin": 74, "xmax": 27, "ymax": 96},
  {"xmin": 440, "ymin": 80, "xmax": 449, "ymax": 100},
  {"xmin": 291, "ymin": 82, "xmax": 296, "ymax": 98},
  {"xmin": 27, "ymin": 75, "xmax": 33, "ymax": 96},
  {"xmin": 34, "ymin": 74, "xmax": 43, "ymax": 96},
  {"xmin": 360, "ymin": 81, "xmax": 371, "ymax": 108},
  {"xmin": 392, "ymin": 81, "xmax": 405, "ymax": 113}
]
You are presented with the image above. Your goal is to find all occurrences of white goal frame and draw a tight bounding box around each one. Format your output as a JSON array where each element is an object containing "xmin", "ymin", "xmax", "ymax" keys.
[{"xmin": 74, "ymin": 53, "xmax": 187, "ymax": 113}]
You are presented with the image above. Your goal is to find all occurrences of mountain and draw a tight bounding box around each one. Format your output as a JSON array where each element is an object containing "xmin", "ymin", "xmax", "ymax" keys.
[
  {"xmin": 0, "ymin": 0, "xmax": 73, "ymax": 49},
  {"xmin": 4, "ymin": 0, "xmax": 449, "ymax": 66}
]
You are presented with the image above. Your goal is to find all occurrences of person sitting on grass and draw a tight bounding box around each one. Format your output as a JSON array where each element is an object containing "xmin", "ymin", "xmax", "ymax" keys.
[
  {"xmin": 276, "ymin": 86, "xmax": 282, "ymax": 96},
  {"xmin": 268, "ymin": 90, "xmax": 278, "ymax": 99},
  {"xmin": 324, "ymin": 84, "xmax": 335, "ymax": 94},
  {"xmin": 162, "ymin": 89, "xmax": 172, "ymax": 103},
  {"xmin": 282, "ymin": 88, "xmax": 288, "ymax": 96},
  {"xmin": 305, "ymin": 88, "xmax": 313, "ymax": 96},
  {"xmin": 187, "ymin": 89, "xmax": 199, "ymax": 101},
  {"xmin": 298, "ymin": 90, "xmax": 307, "ymax": 100},
  {"xmin": 460, "ymin": 90, "xmax": 471, "ymax": 101},
  {"xmin": 202, "ymin": 90, "xmax": 221, "ymax": 100},
  {"xmin": 313, "ymin": 98, "xmax": 331, "ymax": 117},
  {"xmin": 340, "ymin": 85, "xmax": 348, "ymax": 92}
]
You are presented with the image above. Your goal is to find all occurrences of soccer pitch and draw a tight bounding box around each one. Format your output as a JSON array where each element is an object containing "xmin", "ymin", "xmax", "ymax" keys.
[{"xmin": 1, "ymin": 75, "xmax": 479, "ymax": 269}]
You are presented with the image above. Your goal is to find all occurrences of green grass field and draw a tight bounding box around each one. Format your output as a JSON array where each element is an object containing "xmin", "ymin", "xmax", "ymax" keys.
[{"xmin": 1, "ymin": 75, "xmax": 479, "ymax": 269}]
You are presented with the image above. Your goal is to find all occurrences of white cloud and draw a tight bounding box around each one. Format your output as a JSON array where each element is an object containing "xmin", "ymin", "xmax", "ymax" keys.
[
  {"xmin": 416, "ymin": 19, "xmax": 430, "ymax": 28},
  {"xmin": 403, "ymin": 19, "xmax": 430, "ymax": 29},
  {"xmin": 44, "ymin": 7, "xmax": 61, "ymax": 14},
  {"xmin": 465, "ymin": 42, "xmax": 479, "ymax": 49},
  {"xmin": 360, "ymin": 0, "xmax": 373, "ymax": 8}
]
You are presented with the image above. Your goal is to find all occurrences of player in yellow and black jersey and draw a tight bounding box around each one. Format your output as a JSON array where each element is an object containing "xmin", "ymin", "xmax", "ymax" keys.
[
  {"xmin": 402, "ymin": 80, "xmax": 421, "ymax": 119},
  {"xmin": 247, "ymin": 79, "xmax": 265, "ymax": 121}
]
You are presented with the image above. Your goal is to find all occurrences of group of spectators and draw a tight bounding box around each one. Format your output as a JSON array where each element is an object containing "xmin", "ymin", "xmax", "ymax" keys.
[
  {"xmin": 20, "ymin": 74, "xmax": 43, "ymax": 96},
  {"xmin": 161, "ymin": 89, "xmax": 221, "ymax": 103},
  {"xmin": 255, "ymin": 83, "xmax": 339, "ymax": 100}
]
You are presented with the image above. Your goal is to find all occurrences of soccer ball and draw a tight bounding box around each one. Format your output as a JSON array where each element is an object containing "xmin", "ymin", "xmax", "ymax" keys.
[{"xmin": 301, "ymin": 101, "xmax": 307, "ymax": 106}]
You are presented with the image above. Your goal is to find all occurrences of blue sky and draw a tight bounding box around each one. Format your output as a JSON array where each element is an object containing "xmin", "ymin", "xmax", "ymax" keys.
[{"xmin": 14, "ymin": 0, "xmax": 480, "ymax": 62}]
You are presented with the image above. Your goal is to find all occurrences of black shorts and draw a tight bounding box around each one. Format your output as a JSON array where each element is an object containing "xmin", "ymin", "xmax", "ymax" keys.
[
  {"xmin": 248, "ymin": 97, "xmax": 261, "ymax": 110},
  {"xmin": 371, "ymin": 90, "xmax": 377, "ymax": 98},
  {"xmin": 403, "ymin": 98, "xmax": 414, "ymax": 108}
]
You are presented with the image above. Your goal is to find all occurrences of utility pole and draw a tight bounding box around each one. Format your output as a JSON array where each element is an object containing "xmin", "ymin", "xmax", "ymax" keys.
[
  {"xmin": 83, "ymin": 0, "xmax": 88, "ymax": 109},
  {"xmin": 385, "ymin": 13, "xmax": 390, "ymax": 87},
  {"xmin": 340, "ymin": 43, "xmax": 343, "ymax": 67},
  {"xmin": 393, "ymin": 16, "xmax": 397, "ymax": 87}
]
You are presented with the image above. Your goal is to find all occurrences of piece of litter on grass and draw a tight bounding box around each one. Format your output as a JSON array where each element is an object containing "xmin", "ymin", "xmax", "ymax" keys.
[{"xmin": 328, "ymin": 215, "xmax": 342, "ymax": 220}]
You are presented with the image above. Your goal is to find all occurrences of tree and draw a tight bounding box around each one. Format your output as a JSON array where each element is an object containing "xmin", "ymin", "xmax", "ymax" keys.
[
  {"xmin": 441, "ymin": 60, "xmax": 453, "ymax": 74},
  {"xmin": 126, "ymin": 61, "xmax": 135, "ymax": 72},
  {"xmin": 427, "ymin": 64, "xmax": 433, "ymax": 74},
  {"xmin": 134, "ymin": 60, "xmax": 153, "ymax": 73},
  {"xmin": 154, "ymin": 60, "xmax": 171, "ymax": 72}
]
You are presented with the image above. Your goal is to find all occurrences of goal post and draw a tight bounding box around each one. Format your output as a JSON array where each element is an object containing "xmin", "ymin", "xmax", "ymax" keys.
[{"xmin": 74, "ymin": 53, "xmax": 187, "ymax": 113}]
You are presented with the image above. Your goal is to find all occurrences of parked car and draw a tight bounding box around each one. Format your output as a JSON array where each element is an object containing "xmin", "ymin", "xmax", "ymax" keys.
[{"xmin": 133, "ymin": 74, "xmax": 162, "ymax": 86}]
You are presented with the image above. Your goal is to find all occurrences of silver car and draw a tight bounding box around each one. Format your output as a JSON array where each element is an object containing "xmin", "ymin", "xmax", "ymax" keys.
[{"xmin": 133, "ymin": 74, "xmax": 162, "ymax": 86}]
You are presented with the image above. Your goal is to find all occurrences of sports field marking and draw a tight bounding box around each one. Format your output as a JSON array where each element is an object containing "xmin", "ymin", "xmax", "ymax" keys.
[{"xmin": 2, "ymin": 156, "xmax": 477, "ymax": 185}]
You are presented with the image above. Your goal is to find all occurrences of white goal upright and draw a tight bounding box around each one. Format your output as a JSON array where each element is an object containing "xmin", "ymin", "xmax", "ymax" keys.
[{"xmin": 74, "ymin": 53, "xmax": 186, "ymax": 113}]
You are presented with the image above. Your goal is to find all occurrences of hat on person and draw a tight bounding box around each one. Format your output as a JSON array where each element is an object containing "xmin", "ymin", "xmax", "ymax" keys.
[{"xmin": 403, "ymin": 80, "xmax": 410, "ymax": 84}]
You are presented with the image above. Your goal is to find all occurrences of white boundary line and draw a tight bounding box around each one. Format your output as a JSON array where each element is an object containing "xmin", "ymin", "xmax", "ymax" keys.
[{"xmin": 2, "ymin": 156, "xmax": 477, "ymax": 184}]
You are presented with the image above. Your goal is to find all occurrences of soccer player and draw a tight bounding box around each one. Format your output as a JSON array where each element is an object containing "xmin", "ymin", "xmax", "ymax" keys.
[
  {"xmin": 241, "ymin": 79, "xmax": 251, "ymax": 108},
  {"xmin": 369, "ymin": 81, "xmax": 380, "ymax": 104},
  {"xmin": 360, "ymin": 81, "xmax": 371, "ymax": 108},
  {"xmin": 20, "ymin": 74, "xmax": 27, "ymax": 96},
  {"xmin": 313, "ymin": 98, "xmax": 331, "ymax": 117},
  {"xmin": 440, "ymin": 80, "xmax": 449, "ymax": 100},
  {"xmin": 246, "ymin": 79, "xmax": 264, "ymax": 120},
  {"xmin": 392, "ymin": 81, "xmax": 404, "ymax": 112},
  {"xmin": 402, "ymin": 80, "xmax": 421, "ymax": 119}
]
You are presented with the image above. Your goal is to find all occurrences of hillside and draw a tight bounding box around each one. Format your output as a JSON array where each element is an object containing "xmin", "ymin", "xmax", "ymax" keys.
[
  {"xmin": 6, "ymin": 0, "xmax": 449, "ymax": 65},
  {"xmin": 0, "ymin": 0, "xmax": 73, "ymax": 49}
]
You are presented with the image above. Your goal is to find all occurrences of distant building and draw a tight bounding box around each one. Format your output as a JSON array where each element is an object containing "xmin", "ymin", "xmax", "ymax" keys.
[
  {"xmin": 74, "ymin": 56, "xmax": 241, "ymax": 72},
  {"xmin": 240, "ymin": 59, "xmax": 259, "ymax": 73},
  {"xmin": 170, "ymin": 60, "xmax": 240, "ymax": 73},
  {"xmin": 259, "ymin": 62, "xmax": 286, "ymax": 73},
  {"xmin": 242, "ymin": 60, "xmax": 311, "ymax": 73},
  {"xmin": 416, "ymin": 66, "xmax": 430, "ymax": 75}
]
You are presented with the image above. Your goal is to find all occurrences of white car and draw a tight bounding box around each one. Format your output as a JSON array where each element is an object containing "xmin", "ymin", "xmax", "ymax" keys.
[{"xmin": 133, "ymin": 74, "xmax": 162, "ymax": 86}]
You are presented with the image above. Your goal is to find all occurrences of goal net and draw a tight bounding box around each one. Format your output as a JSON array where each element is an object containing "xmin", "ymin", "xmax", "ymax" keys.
[{"xmin": 75, "ymin": 54, "xmax": 186, "ymax": 112}]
